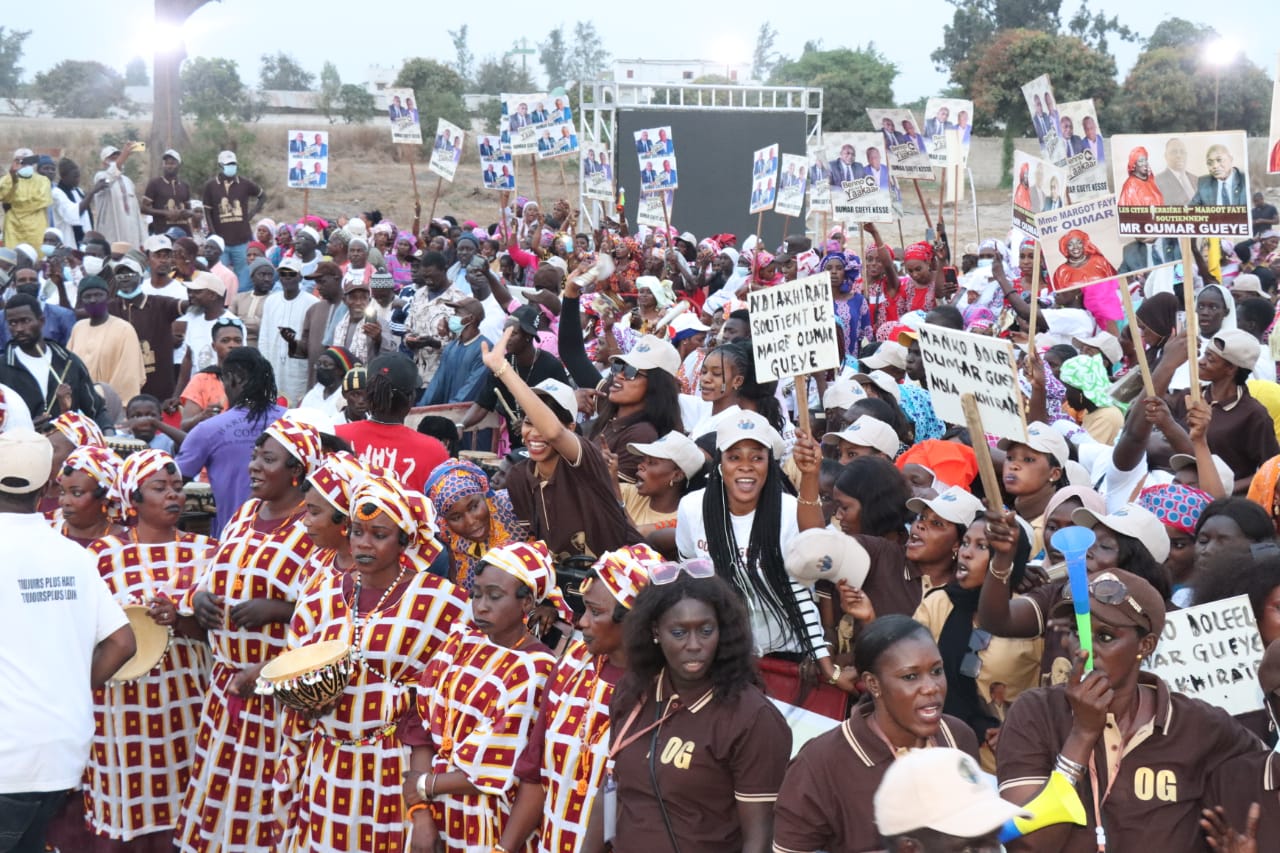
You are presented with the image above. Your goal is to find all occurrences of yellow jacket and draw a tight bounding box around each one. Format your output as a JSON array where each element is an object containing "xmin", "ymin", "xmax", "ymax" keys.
[{"xmin": 0, "ymin": 172, "xmax": 53, "ymax": 250}]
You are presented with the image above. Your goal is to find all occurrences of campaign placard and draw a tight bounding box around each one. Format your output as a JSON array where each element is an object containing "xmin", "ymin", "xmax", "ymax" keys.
[
  {"xmin": 748, "ymin": 273, "xmax": 840, "ymax": 381},
  {"xmin": 1054, "ymin": 99, "xmax": 1108, "ymax": 202},
  {"xmin": 806, "ymin": 145, "xmax": 831, "ymax": 212},
  {"xmin": 749, "ymin": 144, "xmax": 778, "ymax": 214},
  {"xmin": 1270, "ymin": 53, "xmax": 1280, "ymax": 174},
  {"xmin": 1111, "ymin": 131, "xmax": 1252, "ymax": 238},
  {"xmin": 1022, "ymin": 74, "xmax": 1064, "ymax": 163},
  {"xmin": 866, "ymin": 108, "xmax": 933, "ymax": 180},
  {"xmin": 501, "ymin": 93, "xmax": 550, "ymax": 155},
  {"xmin": 917, "ymin": 323, "xmax": 1026, "ymax": 441},
  {"xmin": 286, "ymin": 129, "xmax": 328, "ymax": 189},
  {"xmin": 923, "ymin": 98, "xmax": 974, "ymax": 167},
  {"xmin": 774, "ymin": 153, "xmax": 809, "ymax": 218},
  {"xmin": 1143, "ymin": 595, "xmax": 1264, "ymax": 716},
  {"xmin": 1036, "ymin": 197, "xmax": 1125, "ymax": 293},
  {"xmin": 581, "ymin": 140, "xmax": 614, "ymax": 202},
  {"xmin": 1012, "ymin": 150, "xmax": 1068, "ymax": 239},
  {"xmin": 636, "ymin": 191, "xmax": 670, "ymax": 229},
  {"xmin": 428, "ymin": 118, "xmax": 464, "ymax": 182}
]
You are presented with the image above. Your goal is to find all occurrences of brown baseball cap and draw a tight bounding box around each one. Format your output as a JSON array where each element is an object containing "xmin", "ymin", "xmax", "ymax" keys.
[
  {"xmin": 305, "ymin": 261, "xmax": 343, "ymax": 281},
  {"xmin": 1052, "ymin": 568, "xmax": 1166, "ymax": 636}
]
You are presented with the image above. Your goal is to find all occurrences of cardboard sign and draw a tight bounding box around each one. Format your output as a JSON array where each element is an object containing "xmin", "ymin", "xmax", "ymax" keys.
[
  {"xmin": 1012, "ymin": 150, "xmax": 1068, "ymax": 239},
  {"xmin": 1111, "ymin": 131, "xmax": 1253, "ymax": 238},
  {"xmin": 1143, "ymin": 595, "xmax": 1265, "ymax": 716},
  {"xmin": 536, "ymin": 124, "xmax": 579, "ymax": 160},
  {"xmin": 1022, "ymin": 74, "xmax": 1064, "ymax": 163},
  {"xmin": 806, "ymin": 145, "xmax": 831, "ymax": 212},
  {"xmin": 917, "ymin": 323, "xmax": 1026, "ymax": 441},
  {"xmin": 748, "ymin": 273, "xmax": 839, "ymax": 380},
  {"xmin": 1035, "ymin": 196, "xmax": 1126, "ymax": 293},
  {"xmin": 635, "ymin": 191, "xmax": 670, "ymax": 229},
  {"xmin": 1054, "ymin": 99, "xmax": 1109, "ymax": 201},
  {"xmin": 635, "ymin": 126, "xmax": 678, "ymax": 193},
  {"xmin": 286, "ymin": 129, "xmax": 328, "ymax": 189},
  {"xmin": 501, "ymin": 92, "xmax": 550, "ymax": 154},
  {"xmin": 774, "ymin": 153, "xmax": 808, "ymax": 218},
  {"xmin": 749, "ymin": 144, "xmax": 778, "ymax": 214},
  {"xmin": 1270, "ymin": 53, "xmax": 1280, "ymax": 174},
  {"xmin": 428, "ymin": 118, "xmax": 465, "ymax": 182},
  {"xmin": 381, "ymin": 88, "xmax": 423, "ymax": 146},
  {"xmin": 581, "ymin": 141, "xmax": 614, "ymax": 202},
  {"xmin": 866, "ymin": 108, "xmax": 933, "ymax": 180},
  {"xmin": 924, "ymin": 97, "xmax": 974, "ymax": 167}
]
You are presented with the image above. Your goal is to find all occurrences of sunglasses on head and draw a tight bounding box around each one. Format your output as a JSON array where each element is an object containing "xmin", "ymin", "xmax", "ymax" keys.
[
  {"xmin": 1089, "ymin": 576, "xmax": 1132, "ymax": 607},
  {"xmin": 649, "ymin": 558, "xmax": 716, "ymax": 586},
  {"xmin": 609, "ymin": 362, "xmax": 646, "ymax": 380}
]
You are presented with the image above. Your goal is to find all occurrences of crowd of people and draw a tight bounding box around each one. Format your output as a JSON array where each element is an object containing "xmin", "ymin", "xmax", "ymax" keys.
[{"xmin": 3, "ymin": 139, "xmax": 1280, "ymax": 853}]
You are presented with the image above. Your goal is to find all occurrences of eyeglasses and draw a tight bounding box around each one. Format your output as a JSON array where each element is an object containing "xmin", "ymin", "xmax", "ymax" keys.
[
  {"xmin": 649, "ymin": 559, "xmax": 716, "ymax": 586},
  {"xmin": 959, "ymin": 628, "xmax": 992, "ymax": 679},
  {"xmin": 609, "ymin": 362, "xmax": 647, "ymax": 381},
  {"xmin": 278, "ymin": 270, "xmax": 299, "ymax": 278}
]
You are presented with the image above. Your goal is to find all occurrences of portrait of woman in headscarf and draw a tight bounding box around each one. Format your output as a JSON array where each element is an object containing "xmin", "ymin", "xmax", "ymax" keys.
[
  {"xmin": 1013, "ymin": 163, "xmax": 1033, "ymax": 210},
  {"xmin": 1119, "ymin": 146, "xmax": 1164, "ymax": 206},
  {"xmin": 1051, "ymin": 229, "xmax": 1118, "ymax": 292}
]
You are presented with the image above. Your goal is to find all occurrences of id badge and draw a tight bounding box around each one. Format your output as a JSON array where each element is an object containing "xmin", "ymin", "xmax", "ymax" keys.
[{"xmin": 602, "ymin": 771, "xmax": 618, "ymax": 843}]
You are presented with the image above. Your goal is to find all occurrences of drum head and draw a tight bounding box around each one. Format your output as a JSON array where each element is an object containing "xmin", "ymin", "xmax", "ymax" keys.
[
  {"xmin": 111, "ymin": 604, "xmax": 170, "ymax": 682},
  {"xmin": 260, "ymin": 639, "xmax": 352, "ymax": 682}
]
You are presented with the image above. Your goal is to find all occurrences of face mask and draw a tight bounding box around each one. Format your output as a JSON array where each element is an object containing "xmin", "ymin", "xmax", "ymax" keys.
[
  {"xmin": 83, "ymin": 257, "xmax": 104, "ymax": 276},
  {"xmin": 977, "ymin": 257, "xmax": 993, "ymax": 268},
  {"xmin": 62, "ymin": 265, "xmax": 73, "ymax": 282},
  {"xmin": 117, "ymin": 285, "xmax": 143, "ymax": 299},
  {"xmin": 16, "ymin": 166, "xmax": 34, "ymax": 179},
  {"xmin": 222, "ymin": 165, "xmax": 237, "ymax": 177},
  {"xmin": 40, "ymin": 244, "xmax": 55, "ymax": 257},
  {"xmin": 0, "ymin": 270, "xmax": 9, "ymax": 288},
  {"xmin": 315, "ymin": 368, "xmax": 337, "ymax": 386},
  {"xmin": 85, "ymin": 301, "xmax": 109, "ymax": 320},
  {"xmin": 447, "ymin": 315, "xmax": 464, "ymax": 334}
]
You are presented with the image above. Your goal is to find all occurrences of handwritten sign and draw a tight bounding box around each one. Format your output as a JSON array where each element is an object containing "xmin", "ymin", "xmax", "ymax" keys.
[
  {"xmin": 1143, "ymin": 595, "xmax": 1264, "ymax": 716},
  {"xmin": 917, "ymin": 323, "xmax": 1026, "ymax": 441},
  {"xmin": 748, "ymin": 273, "xmax": 839, "ymax": 381}
]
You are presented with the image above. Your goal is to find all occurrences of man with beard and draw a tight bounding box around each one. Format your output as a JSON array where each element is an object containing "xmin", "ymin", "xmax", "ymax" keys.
[
  {"xmin": 141, "ymin": 149, "xmax": 193, "ymax": 236},
  {"xmin": 1119, "ymin": 146, "xmax": 1165, "ymax": 206},
  {"xmin": 0, "ymin": 293, "xmax": 104, "ymax": 426},
  {"xmin": 1155, "ymin": 137, "xmax": 1200, "ymax": 206}
]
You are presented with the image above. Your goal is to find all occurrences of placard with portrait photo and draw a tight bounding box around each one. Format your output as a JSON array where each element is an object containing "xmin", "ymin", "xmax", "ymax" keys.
[
  {"xmin": 1111, "ymin": 131, "xmax": 1252, "ymax": 237},
  {"xmin": 380, "ymin": 88, "xmax": 423, "ymax": 146},
  {"xmin": 865, "ymin": 108, "xmax": 933, "ymax": 180},
  {"xmin": 1053, "ymin": 100, "xmax": 1108, "ymax": 202},
  {"xmin": 831, "ymin": 132, "xmax": 894, "ymax": 223},
  {"xmin": 1011, "ymin": 150, "xmax": 1068, "ymax": 239},
  {"xmin": 1035, "ymin": 196, "xmax": 1126, "ymax": 293},
  {"xmin": 924, "ymin": 98, "xmax": 974, "ymax": 167},
  {"xmin": 581, "ymin": 141, "xmax": 614, "ymax": 202},
  {"xmin": 501, "ymin": 93, "xmax": 549, "ymax": 155},
  {"xmin": 806, "ymin": 145, "xmax": 831, "ymax": 212},
  {"xmin": 286, "ymin": 129, "xmax": 328, "ymax": 189},
  {"xmin": 1021, "ymin": 74, "xmax": 1064, "ymax": 163},
  {"xmin": 428, "ymin": 119, "xmax": 465, "ymax": 182},
  {"xmin": 749, "ymin": 144, "xmax": 778, "ymax": 214},
  {"xmin": 774, "ymin": 153, "xmax": 808, "ymax": 218}
]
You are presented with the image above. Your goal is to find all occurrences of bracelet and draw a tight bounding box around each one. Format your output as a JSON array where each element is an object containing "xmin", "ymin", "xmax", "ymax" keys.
[
  {"xmin": 429, "ymin": 772, "xmax": 439, "ymax": 799},
  {"xmin": 827, "ymin": 663, "xmax": 842, "ymax": 685},
  {"xmin": 406, "ymin": 802, "xmax": 429, "ymax": 819},
  {"xmin": 415, "ymin": 771, "xmax": 427, "ymax": 799},
  {"xmin": 492, "ymin": 847, "xmax": 510, "ymax": 853},
  {"xmin": 492, "ymin": 363, "xmax": 510, "ymax": 379},
  {"xmin": 1053, "ymin": 753, "xmax": 1084, "ymax": 785},
  {"xmin": 797, "ymin": 497, "xmax": 823, "ymax": 507},
  {"xmin": 988, "ymin": 561, "xmax": 1013, "ymax": 584}
]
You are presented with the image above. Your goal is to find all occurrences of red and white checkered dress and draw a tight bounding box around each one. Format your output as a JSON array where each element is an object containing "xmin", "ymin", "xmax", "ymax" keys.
[
  {"xmin": 533, "ymin": 641, "xmax": 617, "ymax": 853},
  {"xmin": 276, "ymin": 564, "xmax": 467, "ymax": 853},
  {"xmin": 83, "ymin": 532, "xmax": 216, "ymax": 842},
  {"xmin": 417, "ymin": 626, "xmax": 554, "ymax": 851},
  {"xmin": 174, "ymin": 501, "xmax": 316, "ymax": 853}
]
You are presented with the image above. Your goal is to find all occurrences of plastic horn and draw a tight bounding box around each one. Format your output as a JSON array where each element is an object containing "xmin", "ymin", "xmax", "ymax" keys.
[
  {"xmin": 573, "ymin": 253, "xmax": 615, "ymax": 293},
  {"xmin": 652, "ymin": 301, "xmax": 689, "ymax": 335},
  {"xmin": 1051, "ymin": 526, "xmax": 1097, "ymax": 673},
  {"xmin": 998, "ymin": 770, "xmax": 1088, "ymax": 842}
]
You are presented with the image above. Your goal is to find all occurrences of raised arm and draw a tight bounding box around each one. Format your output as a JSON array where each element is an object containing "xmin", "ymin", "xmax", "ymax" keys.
[{"xmin": 481, "ymin": 327, "xmax": 581, "ymax": 462}]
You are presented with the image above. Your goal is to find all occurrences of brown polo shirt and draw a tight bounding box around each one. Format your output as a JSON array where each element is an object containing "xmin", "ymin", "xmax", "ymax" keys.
[
  {"xmin": 997, "ymin": 671, "xmax": 1262, "ymax": 853},
  {"xmin": 1169, "ymin": 382, "xmax": 1279, "ymax": 484},
  {"xmin": 1205, "ymin": 749, "xmax": 1280, "ymax": 847},
  {"xmin": 773, "ymin": 698, "xmax": 978, "ymax": 853},
  {"xmin": 108, "ymin": 293, "xmax": 184, "ymax": 400},
  {"xmin": 141, "ymin": 175, "xmax": 192, "ymax": 236},
  {"xmin": 854, "ymin": 534, "xmax": 926, "ymax": 618},
  {"xmin": 201, "ymin": 175, "xmax": 263, "ymax": 246},
  {"xmin": 610, "ymin": 673, "xmax": 791, "ymax": 853}
]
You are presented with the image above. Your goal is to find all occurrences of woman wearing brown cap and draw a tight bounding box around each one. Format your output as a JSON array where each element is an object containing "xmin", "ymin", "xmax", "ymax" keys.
[{"xmin": 995, "ymin": 558, "xmax": 1262, "ymax": 852}]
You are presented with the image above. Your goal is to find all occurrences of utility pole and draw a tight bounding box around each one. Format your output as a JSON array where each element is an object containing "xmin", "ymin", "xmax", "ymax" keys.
[{"xmin": 507, "ymin": 37, "xmax": 536, "ymax": 76}]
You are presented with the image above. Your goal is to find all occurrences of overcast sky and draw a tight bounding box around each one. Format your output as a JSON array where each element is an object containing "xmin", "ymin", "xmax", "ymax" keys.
[{"xmin": 17, "ymin": 0, "xmax": 1273, "ymax": 103}]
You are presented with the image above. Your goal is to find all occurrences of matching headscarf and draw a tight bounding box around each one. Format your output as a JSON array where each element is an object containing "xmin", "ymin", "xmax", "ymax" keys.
[
  {"xmin": 1127, "ymin": 146, "xmax": 1149, "ymax": 175},
  {"xmin": 480, "ymin": 540, "xmax": 573, "ymax": 623},
  {"xmin": 305, "ymin": 451, "xmax": 368, "ymax": 517},
  {"xmin": 904, "ymin": 241, "xmax": 934, "ymax": 264},
  {"xmin": 1137, "ymin": 484, "xmax": 1212, "ymax": 537},
  {"xmin": 116, "ymin": 448, "xmax": 177, "ymax": 518},
  {"xmin": 264, "ymin": 415, "xmax": 324, "ymax": 474},
  {"xmin": 350, "ymin": 474, "xmax": 444, "ymax": 567},
  {"xmin": 52, "ymin": 411, "xmax": 106, "ymax": 449},
  {"xmin": 59, "ymin": 445, "xmax": 123, "ymax": 519},
  {"xmin": 424, "ymin": 460, "xmax": 526, "ymax": 593},
  {"xmin": 821, "ymin": 251, "xmax": 862, "ymax": 294},
  {"xmin": 585, "ymin": 544, "xmax": 659, "ymax": 610}
]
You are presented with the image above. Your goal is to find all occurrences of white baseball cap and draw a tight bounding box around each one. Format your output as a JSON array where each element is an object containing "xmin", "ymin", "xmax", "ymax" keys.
[
  {"xmin": 669, "ymin": 313, "xmax": 709, "ymax": 337},
  {"xmin": 998, "ymin": 421, "xmax": 1070, "ymax": 466},
  {"xmin": 277, "ymin": 256, "xmax": 304, "ymax": 274},
  {"xmin": 611, "ymin": 334, "xmax": 681, "ymax": 376},
  {"xmin": 99, "ymin": 145, "xmax": 121, "ymax": 162},
  {"xmin": 186, "ymin": 271, "xmax": 227, "ymax": 298},
  {"xmin": 862, "ymin": 341, "xmax": 908, "ymax": 371},
  {"xmin": 715, "ymin": 410, "xmax": 785, "ymax": 457},
  {"xmin": 113, "ymin": 256, "xmax": 143, "ymax": 276},
  {"xmin": 874, "ymin": 747, "xmax": 1029, "ymax": 839},
  {"xmin": 851, "ymin": 369, "xmax": 900, "ymax": 402},
  {"xmin": 823, "ymin": 378, "xmax": 866, "ymax": 411},
  {"xmin": 785, "ymin": 528, "xmax": 870, "ymax": 589},
  {"xmin": 627, "ymin": 431, "xmax": 705, "ymax": 479},
  {"xmin": 216, "ymin": 150, "xmax": 237, "ymax": 165},
  {"xmin": 143, "ymin": 234, "xmax": 172, "ymax": 253},
  {"xmin": 162, "ymin": 148, "xmax": 182, "ymax": 163},
  {"xmin": 1072, "ymin": 502, "xmax": 1171, "ymax": 563},
  {"xmin": 1206, "ymin": 328, "xmax": 1261, "ymax": 370},
  {"xmin": 1230, "ymin": 273, "xmax": 1264, "ymax": 296},
  {"xmin": 1072, "ymin": 331, "xmax": 1123, "ymax": 365},
  {"xmin": 1168, "ymin": 453, "xmax": 1234, "ymax": 494},
  {"xmin": 531, "ymin": 378, "xmax": 578, "ymax": 424},
  {"xmin": 0, "ymin": 429, "xmax": 53, "ymax": 494},
  {"xmin": 822, "ymin": 416, "xmax": 899, "ymax": 458},
  {"xmin": 907, "ymin": 485, "xmax": 985, "ymax": 527}
]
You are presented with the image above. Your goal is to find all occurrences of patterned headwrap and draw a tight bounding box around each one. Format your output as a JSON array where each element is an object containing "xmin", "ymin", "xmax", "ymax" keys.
[
  {"xmin": 117, "ymin": 448, "xmax": 177, "ymax": 518},
  {"xmin": 585, "ymin": 544, "xmax": 659, "ymax": 610},
  {"xmin": 264, "ymin": 415, "xmax": 324, "ymax": 474},
  {"xmin": 821, "ymin": 251, "xmax": 863, "ymax": 294},
  {"xmin": 305, "ymin": 451, "xmax": 368, "ymax": 517},
  {"xmin": 424, "ymin": 460, "xmax": 526, "ymax": 593},
  {"xmin": 52, "ymin": 411, "xmax": 106, "ymax": 449},
  {"xmin": 60, "ymin": 445, "xmax": 123, "ymax": 519},
  {"xmin": 351, "ymin": 474, "xmax": 444, "ymax": 567},
  {"xmin": 323, "ymin": 346, "xmax": 357, "ymax": 376},
  {"xmin": 1137, "ymin": 484, "xmax": 1212, "ymax": 537},
  {"xmin": 904, "ymin": 241, "xmax": 934, "ymax": 263},
  {"xmin": 1059, "ymin": 354, "xmax": 1122, "ymax": 411},
  {"xmin": 480, "ymin": 540, "xmax": 573, "ymax": 623}
]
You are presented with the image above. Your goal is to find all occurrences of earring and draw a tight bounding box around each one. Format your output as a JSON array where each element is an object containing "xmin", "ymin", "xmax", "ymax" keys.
[
  {"xmin": 340, "ymin": 525, "xmax": 350, "ymax": 536},
  {"xmin": 668, "ymin": 479, "xmax": 678, "ymax": 488},
  {"xmin": 652, "ymin": 636, "xmax": 659, "ymax": 644},
  {"xmin": 720, "ymin": 383, "xmax": 728, "ymax": 393}
]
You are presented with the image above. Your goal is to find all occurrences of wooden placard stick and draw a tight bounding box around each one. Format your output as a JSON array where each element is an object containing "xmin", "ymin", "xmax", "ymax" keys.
[
  {"xmin": 1027, "ymin": 242, "xmax": 1042, "ymax": 353},
  {"xmin": 952, "ymin": 165, "xmax": 960, "ymax": 245},
  {"xmin": 659, "ymin": 191, "xmax": 672, "ymax": 240},
  {"xmin": 408, "ymin": 157, "xmax": 422, "ymax": 211},
  {"xmin": 912, "ymin": 178, "xmax": 934, "ymax": 231},
  {"xmin": 961, "ymin": 393, "xmax": 1005, "ymax": 513},
  {"xmin": 531, "ymin": 155, "xmax": 542, "ymax": 210},
  {"xmin": 1116, "ymin": 274, "xmax": 1156, "ymax": 398},
  {"xmin": 937, "ymin": 169, "xmax": 946, "ymax": 227},
  {"xmin": 427, "ymin": 175, "xmax": 443, "ymax": 224},
  {"xmin": 796, "ymin": 374, "xmax": 810, "ymax": 437},
  {"xmin": 302, "ymin": 187, "xmax": 309, "ymax": 220},
  {"xmin": 1180, "ymin": 237, "xmax": 1201, "ymax": 403}
]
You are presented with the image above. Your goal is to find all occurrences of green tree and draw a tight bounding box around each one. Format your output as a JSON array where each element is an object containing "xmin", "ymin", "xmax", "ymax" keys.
[
  {"xmin": 1065, "ymin": 0, "xmax": 1137, "ymax": 54},
  {"xmin": 540, "ymin": 27, "xmax": 569, "ymax": 90},
  {"xmin": 334, "ymin": 84, "xmax": 376, "ymax": 124},
  {"xmin": 449, "ymin": 25, "xmax": 474, "ymax": 83},
  {"xmin": 180, "ymin": 116, "xmax": 258, "ymax": 185},
  {"xmin": 0, "ymin": 27, "xmax": 31, "ymax": 96},
  {"xmin": 770, "ymin": 45, "xmax": 897, "ymax": 131},
  {"xmin": 180, "ymin": 57, "xmax": 258, "ymax": 122},
  {"xmin": 751, "ymin": 23, "xmax": 780, "ymax": 81},
  {"xmin": 932, "ymin": 0, "xmax": 1063, "ymax": 86},
  {"xmin": 1114, "ymin": 39, "xmax": 1271, "ymax": 134},
  {"xmin": 125, "ymin": 57, "xmax": 149, "ymax": 86},
  {"xmin": 258, "ymin": 52, "xmax": 314, "ymax": 91},
  {"xmin": 567, "ymin": 21, "xmax": 609, "ymax": 83},
  {"xmin": 1145, "ymin": 17, "xmax": 1215, "ymax": 51},
  {"xmin": 474, "ymin": 55, "xmax": 535, "ymax": 94},
  {"xmin": 32, "ymin": 60, "xmax": 130, "ymax": 118},
  {"xmin": 318, "ymin": 61, "xmax": 342, "ymax": 121}
]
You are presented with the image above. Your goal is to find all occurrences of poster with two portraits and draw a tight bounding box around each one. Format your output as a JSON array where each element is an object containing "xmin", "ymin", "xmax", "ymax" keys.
[{"xmin": 1020, "ymin": 75, "xmax": 1109, "ymax": 203}]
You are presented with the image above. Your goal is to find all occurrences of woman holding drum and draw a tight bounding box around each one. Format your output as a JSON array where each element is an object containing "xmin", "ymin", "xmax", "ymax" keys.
[{"xmin": 273, "ymin": 474, "xmax": 468, "ymax": 853}]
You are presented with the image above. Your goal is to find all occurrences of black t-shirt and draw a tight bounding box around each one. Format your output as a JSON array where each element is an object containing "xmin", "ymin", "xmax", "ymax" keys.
[
  {"xmin": 142, "ymin": 176, "xmax": 193, "ymax": 236},
  {"xmin": 1251, "ymin": 203, "xmax": 1278, "ymax": 236}
]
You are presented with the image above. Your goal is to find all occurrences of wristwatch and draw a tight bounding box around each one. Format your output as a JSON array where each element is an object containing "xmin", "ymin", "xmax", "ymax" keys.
[{"xmin": 827, "ymin": 663, "xmax": 842, "ymax": 685}]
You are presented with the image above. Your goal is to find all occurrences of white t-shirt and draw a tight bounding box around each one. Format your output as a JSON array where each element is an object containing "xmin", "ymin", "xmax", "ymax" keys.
[
  {"xmin": 12, "ymin": 345, "xmax": 52, "ymax": 398},
  {"xmin": 0, "ymin": 512, "xmax": 128, "ymax": 793},
  {"xmin": 298, "ymin": 382, "xmax": 345, "ymax": 421},
  {"xmin": 675, "ymin": 489, "xmax": 827, "ymax": 659}
]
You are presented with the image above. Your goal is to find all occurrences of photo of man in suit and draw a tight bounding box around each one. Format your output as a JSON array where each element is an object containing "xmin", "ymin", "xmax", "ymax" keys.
[
  {"xmin": 1080, "ymin": 115, "xmax": 1105, "ymax": 162},
  {"xmin": 1190, "ymin": 144, "xmax": 1246, "ymax": 207},
  {"xmin": 1059, "ymin": 116, "xmax": 1085, "ymax": 157},
  {"xmin": 1031, "ymin": 95, "xmax": 1052, "ymax": 143},
  {"xmin": 553, "ymin": 98, "xmax": 571, "ymax": 123},
  {"xmin": 864, "ymin": 147, "xmax": 891, "ymax": 191},
  {"xmin": 405, "ymin": 98, "xmax": 419, "ymax": 124},
  {"xmin": 289, "ymin": 160, "xmax": 306, "ymax": 183},
  {"xmin": 828, "ymin": 144, "xmax": 863, "ymax": 186},
  {"xmin": 530, "ymin": 102, "xmax": 549, "ymax": 124},
  {"xmin": 1118, "ymin": 237, "xmax": 1181, "ymax": 274},
  {"xmin": 924, "ymin": 106, "xmax": 955, "ymax": 139},
  {"xmin": 1044, "ymin": 93, "xmax": 1062, "ymax": 136},
  {"xmin": 809, "ymin": 154, "xmax": 830, "ymax": 187},
  {"xmin": 900, "ymin": 119, "xmax": 928, "ymax": 155},
  {"xmin": 499, "ymin": 165, "xmax": 515, "ymax": 189},
  {"xmin": 537, "ymin": 130, "xmax": 555, "ymax": 153},
  {"xmin": 782, "ymin": 164, "xmax": 802, "ymax": 189},
  {"xmin": 1155, "ymin": 137, "xmax": 1199, "ymax": 206},
  {"xmin": 289, "ymin": 132, "xmax": 306, "ymax": 154},
  {"xmin": 389, "ymin": 95, "xmax": 404, "ymax": 121},
  {"xmin": 881, "ymin": 117, "xmax": 907, "ymax": 148},
  {"xmin": 636, "ymin": 131, "xmax": 653, "ymax": 155},
  {"xmin": 583, "ymin": 149, "xmax": 598, "ymax": 175},
  {"xmin": 660, "ymin": 160, "xmax": 677, "ymax": 186},
  {"xmin": 508, "ymin": 102, "xmax": 531, "ymax": 132},
  {"xmin": 596, "ymin": 152, "xmax": 613, "ymax": 181},
  {"xmin": 654, "ymin": 129, "xmax": 673, "ymax": 156},
  {"xmin": 767, "ymin": 148, "xmax": 777, "ymax": 173},
  {"xmin": 641, "ymin": 160, "xmax": 658, "ymax": 188},
  {"xmin": 556, "ymin": 126, "xmax": 577, "ymax": 153},
  {"xmin": 479, "ymin": 137, "xmax": 495, "ymax": 158},
  {"xmin": 754, "ymin": 152, "xmax": 767, "ymax": 176},
  {"xmin": 483, "ymin": 164, "xmax": 498, "ymax": 186},
  {"xmin": 311, "ymin": 134, "xmax": 328, "ymax": 158},
  {"xmin": 309, "ymin": 162, "xmax": 327, "ymax": 187}
]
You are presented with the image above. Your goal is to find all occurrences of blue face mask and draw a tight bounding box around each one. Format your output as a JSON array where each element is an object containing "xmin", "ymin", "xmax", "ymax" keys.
[
  {"xmin": 40, "ymin": 244, "xmax": 55, "ymax": 257},
  {"xmin": 62, "ymin": 265, "xmax": 73, "ymax": 281},
  {"xmin": 117, "ymin": 286, "xmax": 143, "ymax": 299},
  {"xmin": 16, "ymin": 166, "xmax": 34, "ymax": 179},
  {"xmin": 977, "ymin": 257, "xmax": 993, "ymax": 268},
  {"xmin": 447, "ymin": 316, "xmax": 464, "ymax": 334},
  {"xmin": 222, "ymin": 165, "xmax": 237, "ymax": 177}
]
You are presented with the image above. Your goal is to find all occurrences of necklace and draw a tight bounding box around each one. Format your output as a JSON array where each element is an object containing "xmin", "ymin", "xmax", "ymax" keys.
[
  {"xmin": 350, "ymin": 563, "xmax": 409, "ymax": 656},
  {"xmin": 437, "ymin": 632, "xmax": 531, "ymax": 757},
  {"xmin": 565, "ymin": 655, "xmax": 613, "ymax": 796}
]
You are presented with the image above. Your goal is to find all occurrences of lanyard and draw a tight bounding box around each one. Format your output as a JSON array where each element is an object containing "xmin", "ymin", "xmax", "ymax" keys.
[
  {"xmin": 608, "ymin": 692, "xmax": 683, "ymax": 761},
  {"xmin": 1087, "ymin": 749, "xmax": 1121, "ymax": 852}
]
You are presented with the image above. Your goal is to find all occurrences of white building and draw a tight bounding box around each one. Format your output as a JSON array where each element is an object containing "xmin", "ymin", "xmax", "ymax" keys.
[{"xmin": 613, "ymin": 58, "xmax": 752, "ymax": 85}]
